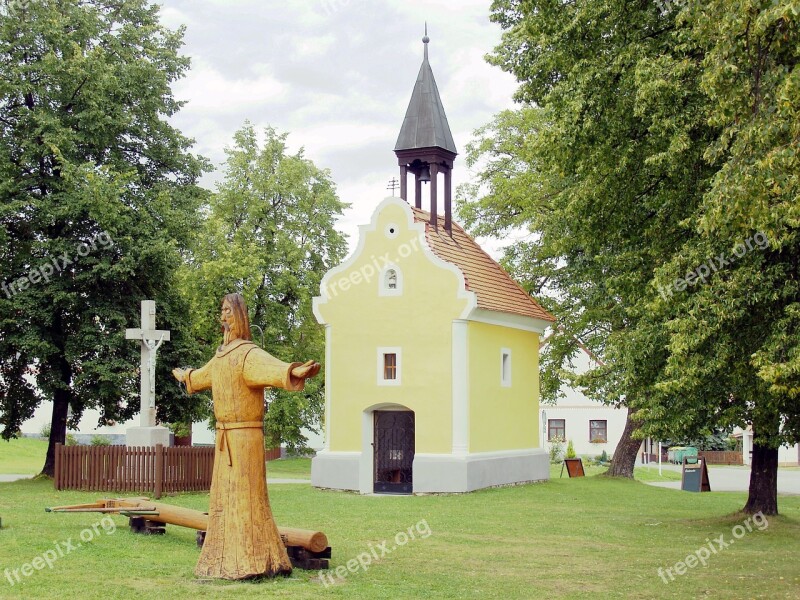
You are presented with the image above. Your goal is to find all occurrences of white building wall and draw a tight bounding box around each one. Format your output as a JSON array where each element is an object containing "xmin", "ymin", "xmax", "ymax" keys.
[
  {"xmin": 542, "ymin": 345, "xmax": 630, "ymax": 458},
  {"xmin": 23, "ymin": 401, "xmax": 322, "ymax": 451},
  {"xmin": 778, "ymin": 443, "xmax": 800, "ymax": 466},
  {"xmin": 734, "ymin": 428, "xmax": 799, "ymax": 466},
  {"xmin": 22, "ymin": 401, "xmax": 131, "ymax": 437},
  {"xmin": 545, "ymin": 405, "xmax": 629, "ymax": 457}
]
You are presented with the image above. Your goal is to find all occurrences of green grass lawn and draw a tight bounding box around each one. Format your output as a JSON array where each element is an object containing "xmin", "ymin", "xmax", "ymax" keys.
[
  {"xmin": 633, "ymin": 465, "xmax": 683, "ymax": 483},
  {"xmin": 266, "ymin": 457, "xmax": 312, "ymax": 479},
  {"xmin": 0, "ymin": 438, "xmax": 735, "ymax": 483},
  {"xmin": 1, "ymin": 469, "xmax": 799, "ymax": 599},
  {"xmin": 0, "ymin": 438, "xmax": 48, "ymax": 474},
  {"xmin": 0, "ymin": 440, "xmax": 313, "ymax": 479},
  {"xmin": 270, "ymin": 458, "xmax": 683, "ymax": 483}
]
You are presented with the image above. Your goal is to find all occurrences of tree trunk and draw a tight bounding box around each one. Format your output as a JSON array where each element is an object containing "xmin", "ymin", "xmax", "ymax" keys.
[
  {"xmin": 41, "ymin": 388, "xmax": 69, "ymax": 477},
  {"xmin": 605, "ymin": 409, "xmax": 641, "ymax": 478},
  {"xmin": 41, "ymin": 342, "xmax": 73, "ymax": 477},
  {"xmin": 743, "ymin": 441, "xmax": 778, "ymax": 515}
]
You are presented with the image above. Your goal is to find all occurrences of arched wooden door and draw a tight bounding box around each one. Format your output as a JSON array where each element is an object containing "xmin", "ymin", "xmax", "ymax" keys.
[{"xmin": 373, "ymin": 410, "xmax": 415, "ymax": 494}]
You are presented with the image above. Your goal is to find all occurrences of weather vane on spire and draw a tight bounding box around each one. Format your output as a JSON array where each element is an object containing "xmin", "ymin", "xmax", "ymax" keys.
[{"xmin": 423, "ymin": 22, "xmax": 429, "ymax": 59}]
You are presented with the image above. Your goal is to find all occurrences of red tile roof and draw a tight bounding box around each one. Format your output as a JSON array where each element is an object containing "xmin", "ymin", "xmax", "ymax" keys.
[{"xmin": 411, "ymin": 208, "xmax": 555, "ymax": 322}]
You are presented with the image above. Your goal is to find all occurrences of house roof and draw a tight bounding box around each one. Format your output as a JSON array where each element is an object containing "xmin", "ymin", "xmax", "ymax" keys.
[
  {"xmin": 394, "ymin": 39, "xmax": 457, "ymax": 155},
  {"xmin": 539, "ymin": 331, "xmax": 606, "ymax": 366},
  {"xmin": 411, "ymin": 207, "xmax": 554, "ymax": 322}
]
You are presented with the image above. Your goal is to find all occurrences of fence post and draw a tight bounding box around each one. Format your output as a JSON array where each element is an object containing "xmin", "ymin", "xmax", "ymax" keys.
[{"xmin": 154, "ymin": 444, "xmax": 164, "ymax": 499}]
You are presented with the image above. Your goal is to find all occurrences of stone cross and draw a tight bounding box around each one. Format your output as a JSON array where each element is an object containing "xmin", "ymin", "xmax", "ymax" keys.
[{"xmin": 126, "ymin": 300, "xmax": 170, "ymax": 428}]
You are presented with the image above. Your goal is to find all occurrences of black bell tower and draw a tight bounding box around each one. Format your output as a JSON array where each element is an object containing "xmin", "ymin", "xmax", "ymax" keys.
[{"xmin": 394, "ymin": 26, "xmax": 457, "ymax": 233}]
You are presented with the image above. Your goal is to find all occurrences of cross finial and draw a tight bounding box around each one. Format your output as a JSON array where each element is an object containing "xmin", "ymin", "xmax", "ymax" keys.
[{"xmin": 387, "ymin": 177, "xmax": 400, "ymax": 197}]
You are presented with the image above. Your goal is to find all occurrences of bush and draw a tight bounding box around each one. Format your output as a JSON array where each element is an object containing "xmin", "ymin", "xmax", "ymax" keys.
[
  {"xmin": 586, "ymin": 450, "xmax": 610, "ymax": 466},
  {"xmin": 549, "ymin": 436, "xmax": 565, "ymax": 463},
  {"xmin": 90, "ymin": 435, "xmax": 111, "ymax": 446},
  {"xmin": 40, "ymin": 423, "xmax": 51, "ymax": 439},
  {"xmin": 65, "ymin": 434, "xmax": 78, "ymax": 446},
  {"xmin": 168, "ymin": 422, "xmax": 191, "ymax": 438},
  {"xmin": 566, "ymin": 440, "xmax": 577, "ymax": 459}
]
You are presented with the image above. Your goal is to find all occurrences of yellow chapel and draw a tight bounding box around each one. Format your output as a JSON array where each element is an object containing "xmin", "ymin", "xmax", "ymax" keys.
[{"xmin": 311, "ymin": 33, "xmax": 554, "ymax": 494}]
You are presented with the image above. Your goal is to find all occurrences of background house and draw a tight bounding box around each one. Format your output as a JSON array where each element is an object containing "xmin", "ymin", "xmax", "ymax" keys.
[
  {"xmin": 541, "ymin": 340, "xmax": 632, "ymax": 459},
  {"xmin": 735, "ymin": 427, "xmax": 800, "ymax": 466}
]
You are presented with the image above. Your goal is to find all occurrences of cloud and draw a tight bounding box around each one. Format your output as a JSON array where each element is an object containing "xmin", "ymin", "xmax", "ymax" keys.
[
  {"xmin": 444, "ymin": 47, "xmax": 518, "ymax": 115},
  {"xmin": 279, "ymin": 33, "xmax": 337, "ymax": 58},
  {"xmin": 161, "ymin": 0, "xmax": 510, "ymax": 258},
  {"xmin": 172, "ymin": 58, "xmax": 287, "ymax": 115}
]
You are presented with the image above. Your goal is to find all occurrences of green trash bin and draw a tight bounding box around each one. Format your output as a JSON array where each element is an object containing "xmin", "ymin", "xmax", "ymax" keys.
[
  {"xmin": 681, "ymin": 447, "xmax": 699, "ymax": 463},
  {"xmin": 670, "ymin": 446, "xmax": 698, "ymax": 464}
]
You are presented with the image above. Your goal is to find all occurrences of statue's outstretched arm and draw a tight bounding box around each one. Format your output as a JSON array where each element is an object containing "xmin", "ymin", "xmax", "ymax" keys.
[
  {"xmin": 173, "ymin": 361, "xmax": 212, "ymax": 394},
  {"xmin": 243, "ymin": 348, "xmax": 319, "ymax": 391},
  {"xmin": 292, "ymin": 360, "xmax": 321, "ymax": 380}
]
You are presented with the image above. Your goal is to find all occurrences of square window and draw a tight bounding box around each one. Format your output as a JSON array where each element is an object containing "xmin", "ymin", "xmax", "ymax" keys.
[
  {"xmin": 590, "ymin": 420, "xmax": 608, "ymax": 443},
  {"xmin": 548, "ymin": 419, "xmax": 565, "ymax": 441}
]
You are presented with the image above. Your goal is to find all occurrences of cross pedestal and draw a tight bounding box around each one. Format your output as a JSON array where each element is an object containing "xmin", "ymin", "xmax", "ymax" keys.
[{"xmin": 125, "ymin": 300, "xmax": 171, "ymax": 447}]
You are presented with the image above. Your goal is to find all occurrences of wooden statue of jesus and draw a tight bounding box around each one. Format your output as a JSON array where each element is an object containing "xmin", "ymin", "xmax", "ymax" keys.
[{"xmin": 172, "ymin": 293, "xmax": 320, "ymax": 580}]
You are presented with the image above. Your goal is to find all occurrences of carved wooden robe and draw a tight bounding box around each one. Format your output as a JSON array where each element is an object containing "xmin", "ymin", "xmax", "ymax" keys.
[{"xmin": 185, "ymin": 338, "xmax": 304, "ymax": 579}]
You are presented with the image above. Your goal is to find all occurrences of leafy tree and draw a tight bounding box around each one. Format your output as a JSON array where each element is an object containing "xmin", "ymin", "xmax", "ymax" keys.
[
  {"xmin": 460, "ymin": 0, "xmax": 714, "ymax": 477},
  {"xmin": 637, "ymin": 0, "xmax": 800, "ymax": 515},
  {"xmin": 467, "ymin": 0, "xmax": 799, "ymax": 514},
  {"xmin": 179, "ymin": 122, "xmax": 348, "ymax": 453},
  {"xmin": 0, "ymin": 0, "xmax": 209, "ymax": 475}
]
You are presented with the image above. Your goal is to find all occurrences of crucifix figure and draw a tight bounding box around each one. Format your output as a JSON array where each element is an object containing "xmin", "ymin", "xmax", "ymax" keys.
[
  {"xmin": 144, "ymin": 334, "xmax": 167, "ymax": 406},
  {"xmin": 126, "ymin": 300, "xmax": 170, "ymax": 428}
]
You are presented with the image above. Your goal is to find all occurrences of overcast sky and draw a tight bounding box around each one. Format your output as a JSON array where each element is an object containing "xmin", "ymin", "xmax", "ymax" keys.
[
  {"xmin": 157, "ymin": 0, "xmax": 519, "ymax": 255},
  {"xmin": 23, "ymin": 2, "xmax": 526, "ymax": 435}
]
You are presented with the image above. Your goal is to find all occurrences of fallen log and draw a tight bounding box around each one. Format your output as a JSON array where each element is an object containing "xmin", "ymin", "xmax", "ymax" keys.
[
  {"xmin": 275, "ymin": 526, "xmax": 328, "ymax": 554},
  {"xmin": 47, "ymin": 497, "xmax": 328, "ymax": 553}
]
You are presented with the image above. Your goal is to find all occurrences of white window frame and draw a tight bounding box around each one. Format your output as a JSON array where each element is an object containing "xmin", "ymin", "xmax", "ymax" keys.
[
  {"xmin": 377, "ymin": 347, "xmax": 402, "ymax": 386},
  {"xmin": 379, "ymin": 264, "xmax": 403, "ymax": 297},
  {"xmin": 501, "ymin": 348, "xmax": 512, "ymax": 387}
]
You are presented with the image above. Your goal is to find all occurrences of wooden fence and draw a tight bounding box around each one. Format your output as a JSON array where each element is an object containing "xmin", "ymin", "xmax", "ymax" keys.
[
  {"xmin": 54, "ymin": 444, "xmax": 215, "ymax": 499},
  {"xmin": 643, "ymin": 450, "xmax": 742, "ymax": 465},
  {"xmin": 699, "ymin": 450, "xmax": 742, "ymax": 465},
  {"xmin": 265, "ymin": 446, "xmax": 281, "ymax": 461}
]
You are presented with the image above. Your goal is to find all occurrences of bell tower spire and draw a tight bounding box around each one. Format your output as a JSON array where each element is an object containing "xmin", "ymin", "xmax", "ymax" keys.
[{"xmin": 394, "ymin": 26, "xmax": 457, "ymax": 233}]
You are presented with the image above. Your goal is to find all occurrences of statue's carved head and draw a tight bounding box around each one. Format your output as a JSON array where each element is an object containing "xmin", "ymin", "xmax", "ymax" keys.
[{"xmin": 221, "ymin": 293, "xmax": 252, "ymax": 345}]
